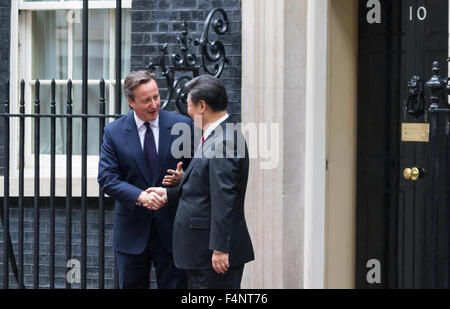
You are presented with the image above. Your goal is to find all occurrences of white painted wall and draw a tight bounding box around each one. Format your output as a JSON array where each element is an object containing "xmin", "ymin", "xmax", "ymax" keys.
[{"xmin": 241, "ymin": 0, "xmax": 328, "ymax": 289}]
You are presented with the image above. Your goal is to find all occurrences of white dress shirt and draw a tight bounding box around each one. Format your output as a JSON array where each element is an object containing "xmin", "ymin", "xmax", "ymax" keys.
[
  {"xmin": 134, "ymin": 111, "xmax": 159, "ymax": 153},
  {"xmin": 203, "ymin": 113, "xmax": 229, "ymax": 141}
]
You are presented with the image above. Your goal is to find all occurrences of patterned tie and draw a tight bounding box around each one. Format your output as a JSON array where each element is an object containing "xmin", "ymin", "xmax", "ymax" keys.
[{"xmin": 144, "ymin": 122, "xmax": 158, "ymax": 176}]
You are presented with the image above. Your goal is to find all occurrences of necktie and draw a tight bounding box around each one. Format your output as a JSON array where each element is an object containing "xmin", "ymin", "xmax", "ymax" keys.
[
  {"xmin": 197, "ymin": 135, "xmax": 205, "ymax": 150},
  {"xmin": 144, "ymin": 122, "xmax": 158, "ymax": 176}
]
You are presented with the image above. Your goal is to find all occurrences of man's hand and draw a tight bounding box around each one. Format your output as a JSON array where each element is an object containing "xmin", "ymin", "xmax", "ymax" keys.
[
  {"xmin": 137, "ymin": 191, "xmax": 167, "ymax": 211},
  {"xmin": 212, "ymin": 251, "xmax": 230, "ymax": 274},
  {"xmin": 145, "ymin": 187, "xmax": 168, "ymax": 203},
  {"xmin": 162, "ymin": 162, "xmax": 184, "ymax": 187}
]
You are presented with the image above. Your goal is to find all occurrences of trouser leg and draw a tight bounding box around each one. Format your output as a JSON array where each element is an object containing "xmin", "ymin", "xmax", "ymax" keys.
[{"xmin": 149, "ymin": 219, "xmax": 187, "ymax": 289}]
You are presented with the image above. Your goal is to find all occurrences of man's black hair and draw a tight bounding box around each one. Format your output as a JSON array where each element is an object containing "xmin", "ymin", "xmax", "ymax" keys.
[{"xmin": 184, "ymin": 75, "xmax": 229, "ymax": 112}]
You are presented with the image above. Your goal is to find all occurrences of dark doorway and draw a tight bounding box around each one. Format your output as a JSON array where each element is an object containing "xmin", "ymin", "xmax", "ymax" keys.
[{"xmin": 356, "ymin": 0, "xmax": 450, "ymax": 288}]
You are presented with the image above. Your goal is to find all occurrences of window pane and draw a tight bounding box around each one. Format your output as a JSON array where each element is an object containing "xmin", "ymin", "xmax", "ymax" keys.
[
  {"xmin": 121, "ymin": 9, "xmax": 131, "ymax": 80},
  {"xmin": 32, "ymin": 11, "xmax": 68, "ymax": 80},
  {"xmin": 121, "ymin": 9, "xmax": 132, "ymax": 113},
  {"xmin": 73, "ymin": 10, "xmax": 110, "ymax": 80},
  {"xmin": 71, "ymin": 85, "xmax": 111, "ymax": 155},
  {"xmin": 32, "ymin": 84, "xmax": 110, "ymax": 155},
  {"xmin": 25, "ymin": 0, "xmax": 117, "ymax": 1},
  {"xmin": 32, "ymin": 85, "xmax": 67, "ymax": 155},
  {"xmin": 72, "ymin": 9, "xmax": 131, "ymax": 82},
  {"xmin": 28, "ymin": 8, "xmax": 131, "ymax": 156}
]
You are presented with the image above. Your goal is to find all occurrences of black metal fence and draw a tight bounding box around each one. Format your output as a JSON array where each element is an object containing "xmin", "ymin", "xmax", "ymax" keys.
[
  {"xmin": 0, "ymin": 0, "xmax": 230, "ymax": 289},
  {"xmin": 1, "ymin": 78, "xmax": 121, "ymax": 289},
  {"xmin": 0, "ymin": 0, "xmax": 124, "ymax": 289}
]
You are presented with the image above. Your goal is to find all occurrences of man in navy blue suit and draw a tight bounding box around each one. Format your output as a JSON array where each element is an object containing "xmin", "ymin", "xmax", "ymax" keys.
[{"xmin": 98, "ymin": 70, "xmax": 192, "ymax": 289}]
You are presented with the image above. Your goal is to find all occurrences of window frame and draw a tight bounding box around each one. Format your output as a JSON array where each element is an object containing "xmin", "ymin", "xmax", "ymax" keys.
[
  {"xmin": 6, "ymin": 0, "xmax": 132, "ymax": 196},
  {"xmin": 19, "ymin": 0, "xmax": 132, "ymax": 11}
]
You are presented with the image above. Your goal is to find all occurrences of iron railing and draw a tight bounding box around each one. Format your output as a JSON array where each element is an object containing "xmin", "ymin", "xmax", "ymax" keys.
[
  {"xmin": 0, "ymin": 1, "xmax": 230, "ymax": 289},
  {"xmin": 148, "ymin": 8, "xmax": 229, "ymax": 114},
  {"xmin": 1, "ymin": 78, "xmax": 122, "ymax": 289}
]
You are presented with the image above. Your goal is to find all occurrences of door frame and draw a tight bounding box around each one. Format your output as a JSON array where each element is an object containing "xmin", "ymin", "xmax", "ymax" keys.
[{"xmin": 304, "ymin": 0, "xmax": 329, "ymax": 289}]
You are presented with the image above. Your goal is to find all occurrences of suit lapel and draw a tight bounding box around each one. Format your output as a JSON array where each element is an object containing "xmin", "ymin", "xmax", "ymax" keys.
[
  {"xmin": 124, "ymin": 111, "xmax": 153, "ymax": 186},
  {"xmin": 178, "ymin": 137, "xmax": 202, "ymax": 186},
  {"xmin": 180, "ymin": 157, "xmax": 200, "ymax": 186},
  {"xmin": 180, "ymin": 118, "xmax": 230, "ymax": 186},
  {"xmin": 152, "ymin": 110, "xmax": 171, "ymax": 186},
  {"xmin": 200, "ymin": 117, "xmax": 230, "ymax": 157},
  {"xmin": 179, "ymin": 117, "xmax": 234, "ymax": 188}
]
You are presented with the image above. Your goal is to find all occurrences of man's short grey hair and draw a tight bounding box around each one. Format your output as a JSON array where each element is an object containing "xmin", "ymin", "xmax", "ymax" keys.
[{"xmin": 124, "ymin": 70, "xmax": 156, "ymax": 101}]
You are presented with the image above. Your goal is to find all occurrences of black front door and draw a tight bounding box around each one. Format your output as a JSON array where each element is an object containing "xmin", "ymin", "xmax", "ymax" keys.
[{"xmin": 356, "ymin": 0, "xmax": 450, "ymax": 289}]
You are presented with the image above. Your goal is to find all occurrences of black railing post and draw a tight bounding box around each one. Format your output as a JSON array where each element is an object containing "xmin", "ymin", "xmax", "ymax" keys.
[
  {"xmin": 81, "ymin": 0, "xmax": 89, "ymax": 289},
  {"xmin": 115, "ymin": 0, "xmax": 122, "ymax": 115},
  {"xmin": 50, "ymin": 79, "xmax": 56, "ymax": 289},
  {"xmin": 1, "ymin": 79, "xmax": 128, "ymax": 290},
  {"xmin": 65, "ymin": 79, "xmax": 73, "ymax": 289},
  {"xmin": 425, "ymin": 61, "xmax": 450, "ymax": 287},
  {"xmin": 18, "ymin": 80, "xmax": 25, "ymax": 289},
  {"xmin": 3, "ymin": 80, "xmax": 10, "ymax": 289},
  {"xmin": 33, "ymin": 79, "xmax": 40, "ymax": 289},
  {"xmin": 98, "ymin": 79, "xmax": 105, "ymax": 289},
  {"xmin": 114, "ymin": 0, "xmax": 122, "ymax": 287}
]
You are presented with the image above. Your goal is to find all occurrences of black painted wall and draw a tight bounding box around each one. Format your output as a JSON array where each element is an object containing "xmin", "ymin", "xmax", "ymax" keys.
[
  {"xmin": 0, "ymin": 199, "xmax": 117, "ymax": 289},
  {"xmin": 130, "ymin": 0, "xmax": 242, "ymax": 121}
]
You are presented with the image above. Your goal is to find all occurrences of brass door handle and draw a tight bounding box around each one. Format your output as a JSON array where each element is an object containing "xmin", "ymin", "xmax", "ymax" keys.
[
  {"xmin": 403, "ymin": 168, "xmax": 412, "ymax": 180},
  {"xmin": 411, "ymin": 167, "xmax": 420, "ymax": 181},
  {"xmin": 403, "ymin": 167, "xmax": 423, "ymax": 181}
]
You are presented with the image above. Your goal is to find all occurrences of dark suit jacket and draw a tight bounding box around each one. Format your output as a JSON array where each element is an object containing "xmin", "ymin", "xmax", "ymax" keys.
[
  {"xmin": 98, "ymin": 110, "xmax": 192, "ymax": 255},
  {"xmin": 167, "ymin": 117, "xmax": 255, "ymax": 270}
]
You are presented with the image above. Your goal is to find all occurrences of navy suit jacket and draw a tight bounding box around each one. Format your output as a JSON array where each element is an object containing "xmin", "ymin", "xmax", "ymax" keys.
[{"xmin": 98, "ymin": 110, "xmax": 192, "ymax": 255}]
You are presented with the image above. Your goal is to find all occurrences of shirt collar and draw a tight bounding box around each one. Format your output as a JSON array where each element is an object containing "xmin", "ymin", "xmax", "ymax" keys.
[
  {"xmin": 203, "ymin": 113, "xmax": 229, "ymax": 140},
  {"xmin": 134, "ymin": 110, "xmax": 159, "ymax": 129}
]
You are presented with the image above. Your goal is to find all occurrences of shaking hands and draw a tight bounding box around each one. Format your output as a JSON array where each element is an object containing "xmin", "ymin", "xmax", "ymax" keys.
[
  {"xmin": 137, "ymin": 162, "xmax": 183, "ymax": 211},
  {"xmin": 137, "ymin": 187, "xmax": 168, "ymax": 211},
  {"xmin": 137, "ymin": 189, "xmax": 167, "ymax": 211}
]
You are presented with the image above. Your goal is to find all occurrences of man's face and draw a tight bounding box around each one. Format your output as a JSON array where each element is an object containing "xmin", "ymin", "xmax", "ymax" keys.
[
  {"xmin": 128, "ymin": 79, "xmax": 161, "ymax": 122},
  {"xmin": 187, "ymin": 93, "xmax": 204, "ymax": 128}
]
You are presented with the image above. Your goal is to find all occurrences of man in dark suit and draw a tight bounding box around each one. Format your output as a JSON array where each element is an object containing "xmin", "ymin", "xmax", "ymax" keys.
[
  {"xmin": 97, "ymin": 70, "xmax": 192, "ymax": 289},
  {"xmin": 145, "ymin": 75, "xmax": 254, "ymax": 289}
]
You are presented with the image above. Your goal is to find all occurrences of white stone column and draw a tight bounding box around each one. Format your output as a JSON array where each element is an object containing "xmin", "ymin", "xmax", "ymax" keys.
[
  {"xmin": 304, "ymin": 0, "xmax": 328, "ymax": 289},
  {"xmin": 241, "ymin": 0, "xmax": 310, "ymax": 289}
]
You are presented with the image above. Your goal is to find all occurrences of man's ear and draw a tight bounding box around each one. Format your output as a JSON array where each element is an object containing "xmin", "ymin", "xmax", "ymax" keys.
[
  {"xmin": 199, "ymin": 100, "xmax": 207, "ymax": 113},
  {"xmin": 127, "ymin": 97, "xmax": 134, "ymax": 110}
]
